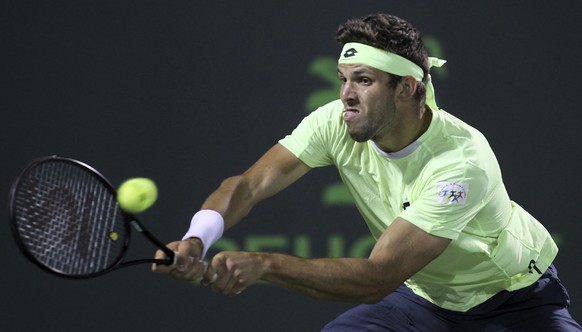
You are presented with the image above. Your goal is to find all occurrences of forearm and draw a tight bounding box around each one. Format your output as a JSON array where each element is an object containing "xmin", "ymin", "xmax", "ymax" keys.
[
  {"xmin": 260, "ymin": 253, "xmax": 402, "ymax": 303},
  {"xmin": 202, "ymin": 219, "xmax": 450, "ymax": 299},
  {"xmin": 201, "ymin": 175, "xmax": 256, "ymax": 229},
  {"xmin": 199, "ymin": 144, "xmax": 310, "ymax": 230}
]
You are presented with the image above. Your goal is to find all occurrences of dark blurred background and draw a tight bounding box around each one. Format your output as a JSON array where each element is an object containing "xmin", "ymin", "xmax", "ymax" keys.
[{"xmin": 2, "ymin": 1, "xmax": 581, "ymax": 331}]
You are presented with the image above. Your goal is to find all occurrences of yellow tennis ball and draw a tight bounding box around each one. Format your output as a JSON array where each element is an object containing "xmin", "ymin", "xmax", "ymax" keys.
[{"xmin": 116, "ymin": 178, "xmax": 158, "ymax": 213}]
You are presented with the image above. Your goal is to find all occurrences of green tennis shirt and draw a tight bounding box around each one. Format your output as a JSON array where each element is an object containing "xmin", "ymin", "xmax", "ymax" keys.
[{"xmin": 279, "ymin": 99, "xmax": 558, "ymax": 312}]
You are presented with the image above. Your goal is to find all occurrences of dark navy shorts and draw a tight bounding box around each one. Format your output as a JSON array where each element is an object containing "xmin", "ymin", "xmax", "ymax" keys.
[{"xmin": 322, "ymin": 265, "xmax": 581, "ymax": 331}]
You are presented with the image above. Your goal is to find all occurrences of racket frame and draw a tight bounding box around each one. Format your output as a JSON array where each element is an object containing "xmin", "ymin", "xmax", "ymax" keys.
[{"xmin": 8, "ymin": 155, "xmax": 175, "ymax": 279}]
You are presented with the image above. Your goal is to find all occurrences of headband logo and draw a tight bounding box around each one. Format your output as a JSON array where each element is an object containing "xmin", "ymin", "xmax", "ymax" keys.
[{"xmin": 343, "ymin": 48, "xmax": 358, "ymax": 58}]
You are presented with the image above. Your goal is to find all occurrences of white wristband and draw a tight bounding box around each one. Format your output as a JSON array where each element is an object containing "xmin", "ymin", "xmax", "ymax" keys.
[{"xmin": 182, "ymin": 209, "xmax": 224, "ymax": 258}]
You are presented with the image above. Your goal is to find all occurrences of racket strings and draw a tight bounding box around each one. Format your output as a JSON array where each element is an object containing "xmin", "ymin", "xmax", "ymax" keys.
[{"xmin": 12, "ymin": 161, "xmax": 127, "ymax": 275}]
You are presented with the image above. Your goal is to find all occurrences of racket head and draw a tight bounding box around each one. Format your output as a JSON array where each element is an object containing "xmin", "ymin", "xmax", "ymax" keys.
[{"xmin": 9, "ymin": 156, "xmax": 131, "ymax": 278}]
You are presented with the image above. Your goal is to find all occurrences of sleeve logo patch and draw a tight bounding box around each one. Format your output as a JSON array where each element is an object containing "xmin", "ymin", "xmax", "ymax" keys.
[{"xmin": 436, "ymin": 182, "xmax": 469, "ymax": 205}]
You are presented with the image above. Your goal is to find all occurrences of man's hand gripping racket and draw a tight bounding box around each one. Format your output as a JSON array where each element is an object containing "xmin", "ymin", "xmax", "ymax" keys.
[{"xmin": 152, "ymin": 237, "xmax": 214, "ymax": 282}]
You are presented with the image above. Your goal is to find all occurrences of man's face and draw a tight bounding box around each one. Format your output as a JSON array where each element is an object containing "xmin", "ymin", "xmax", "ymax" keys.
[{"xmin": 338, "ymin": 64, "xmax": 398, "ymax": 143}]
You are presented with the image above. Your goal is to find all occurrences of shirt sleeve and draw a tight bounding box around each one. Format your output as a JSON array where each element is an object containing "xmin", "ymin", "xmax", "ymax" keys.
[
  {"xmin": 279, "ymin": 100, "xmax": 344, "ymax": 168},
  {"xmin": 399, "ymin": 160, "xmax": 489, "ymax": 240}
]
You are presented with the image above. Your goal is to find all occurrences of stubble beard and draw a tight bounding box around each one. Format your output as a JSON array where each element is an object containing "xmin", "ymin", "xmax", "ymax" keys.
[
  {"xmin": 347, "ymin": 102, "xmax": 397, "ymax": 143},
  {"xmin": 348, "ymin": 121, "xmax": 376, "ymax": 142}
]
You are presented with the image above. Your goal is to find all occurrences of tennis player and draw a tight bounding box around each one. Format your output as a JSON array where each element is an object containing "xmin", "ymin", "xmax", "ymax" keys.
[{"xmin": 153, "ymin": 13, "xmax": 581, "ymax": 331}]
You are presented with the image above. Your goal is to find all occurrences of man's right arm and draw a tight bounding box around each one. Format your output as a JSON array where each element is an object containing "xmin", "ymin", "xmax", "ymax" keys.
[
  {"xmin": 201, "ymin": 143, "xmax": 311, "ymax": 230},
  {"xmin": 152, "ymin": 143, "xmax": 311, "ymax": 279}
]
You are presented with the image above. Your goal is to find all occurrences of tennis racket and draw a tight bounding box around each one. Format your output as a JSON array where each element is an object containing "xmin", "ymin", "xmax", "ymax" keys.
[{"xmin": 8, "ymin": 156, "xmax": 175, "ymax": 279}]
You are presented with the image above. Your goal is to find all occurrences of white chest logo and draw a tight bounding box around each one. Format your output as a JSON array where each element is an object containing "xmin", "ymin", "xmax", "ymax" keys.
[{"xmin": 436, "ymin": 182, "xmax": 469, "ymax": 205}]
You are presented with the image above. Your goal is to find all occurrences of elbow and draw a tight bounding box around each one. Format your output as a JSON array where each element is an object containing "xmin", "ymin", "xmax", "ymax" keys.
[
  {"xmin": 357, "ymin": 265, "xmax": 403, "ymax": 304},
  {"xmin": 359, "ymin": 281, "xmax": 399, "ymax": 304},
  {"xmin": 360, "ymin": 288, "xmax": 393, "ymax": 304}
]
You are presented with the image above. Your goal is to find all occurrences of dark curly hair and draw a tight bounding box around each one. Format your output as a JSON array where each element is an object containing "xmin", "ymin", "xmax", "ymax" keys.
[{"xmin": 336, "ymin": 14, "xmax": 429, "ymax": 98}]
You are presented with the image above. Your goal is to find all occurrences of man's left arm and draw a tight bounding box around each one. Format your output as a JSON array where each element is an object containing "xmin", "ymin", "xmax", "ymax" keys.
[{"xmin": 203, "ymin": 217, "xmax": 451, "ymax": 301}]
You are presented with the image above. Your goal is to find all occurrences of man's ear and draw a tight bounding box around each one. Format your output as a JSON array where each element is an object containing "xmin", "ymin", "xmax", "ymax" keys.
[{"xmin": 398, "ymin": 76, "xmax": 418, "ymax": 100}]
